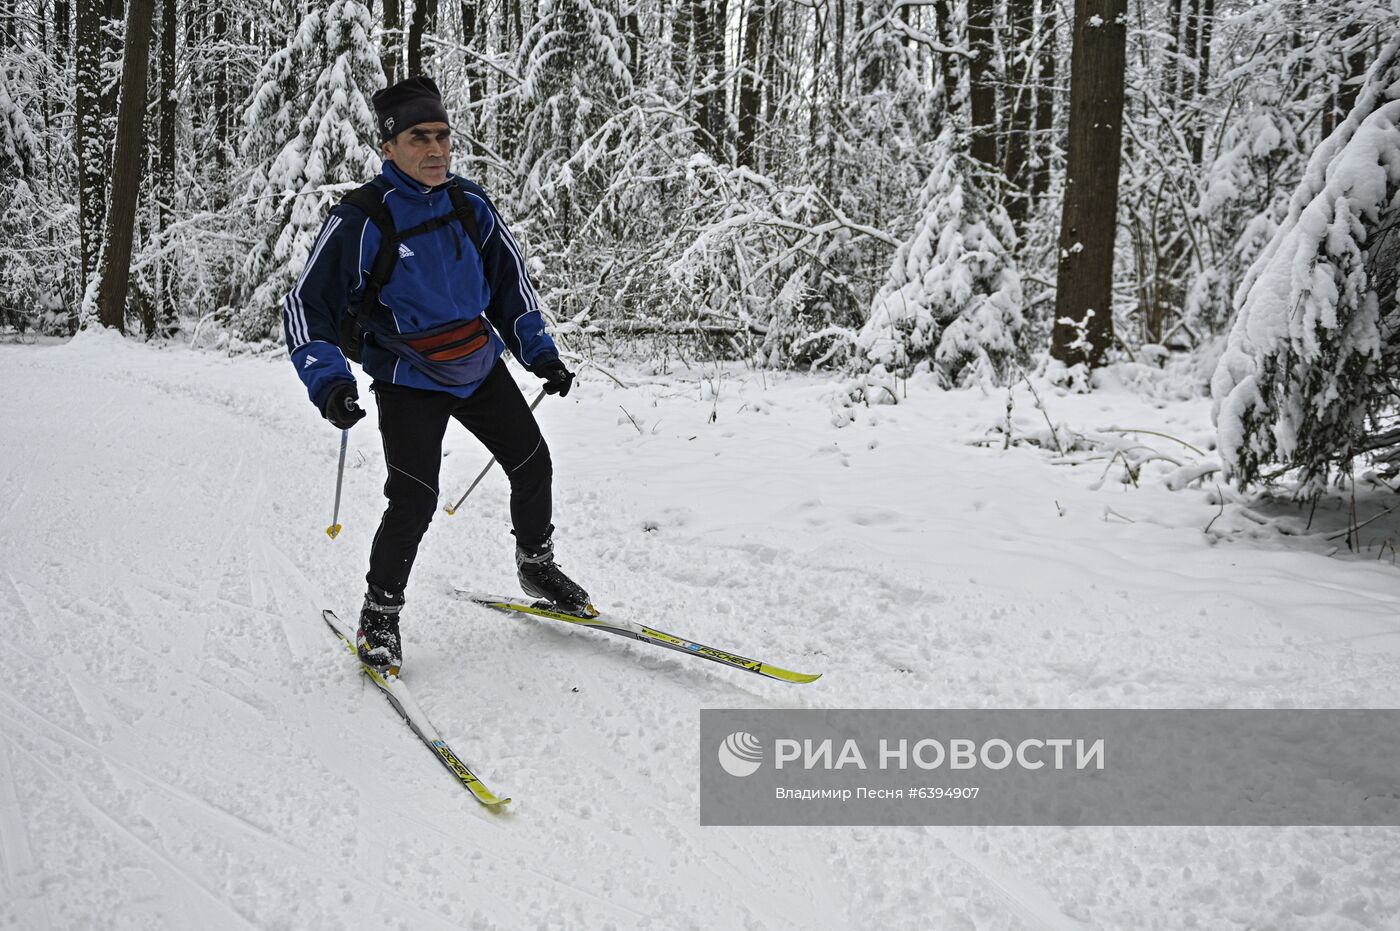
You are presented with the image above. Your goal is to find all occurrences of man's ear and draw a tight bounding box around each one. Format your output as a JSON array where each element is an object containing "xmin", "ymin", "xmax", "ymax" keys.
[{"xmin": 380, "ymin": 140, "xmax": 394, "ymax": 160}]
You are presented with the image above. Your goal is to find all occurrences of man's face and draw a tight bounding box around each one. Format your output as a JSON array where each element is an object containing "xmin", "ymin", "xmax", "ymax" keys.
[{"xmin": 383, "ymin": 121, "xmax": 451, "ymax": 187}]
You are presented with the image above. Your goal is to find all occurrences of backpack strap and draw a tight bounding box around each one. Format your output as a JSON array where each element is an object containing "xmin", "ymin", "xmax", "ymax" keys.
[
  {"xmin": 336, "ymin": 179, "xmax": 396, "ymax": 360},
  {"xmin": 340, "ymin": 178, "xmax": 399, "ymax": 319},
  {"xmin": 446, "ymin": 182, "xmax": 484, "ymax": 255}
]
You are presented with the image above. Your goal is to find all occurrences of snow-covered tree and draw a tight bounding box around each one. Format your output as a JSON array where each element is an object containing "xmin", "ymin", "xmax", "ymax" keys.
[
  {"xmin": 0, "ymin": 38, "xmax": 72, "ymax": 333},
  {"xmin": 0, "ymin": 60, "xmax": 36, "ymax": 182},
  {"xmin": 0, "ymin": 61, "xmax": 41, "ymax": 325},
  {"xmin": 234, "ymin": 0, "xmax": 383, "ymax": 339},
  {"xmin": 513, "ymin": 0, "xmax": 634, "ymax": 235},
  {"xmin": 1180, "ymin": 0, "xmax": 1383, "ymax": 341},
  {"xmin": 1211, "ymin": 36, "xmax": 1400, "ymax": 489},
  {"xmin": 1185, "ymin": 80, "xmax": 1304, "ymax": 337},
  {"xmin": 858, "ymin": 129, "xmax": 1025, "ymax": 387}
]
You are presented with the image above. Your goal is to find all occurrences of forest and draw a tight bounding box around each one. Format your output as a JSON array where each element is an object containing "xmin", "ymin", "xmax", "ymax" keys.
[{"xmin": 0, "ymin": 0, "xmax": 1396, "ymax": 488}]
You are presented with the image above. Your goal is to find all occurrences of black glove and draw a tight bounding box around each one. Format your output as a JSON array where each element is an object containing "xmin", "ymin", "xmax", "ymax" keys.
[
  {"xmin": 533, "ymin": 358, "xmax": 575, "ymax": 397},
  {"xmin": 321, "ymin": 381, "xmax": 366, "ymax": 430}
]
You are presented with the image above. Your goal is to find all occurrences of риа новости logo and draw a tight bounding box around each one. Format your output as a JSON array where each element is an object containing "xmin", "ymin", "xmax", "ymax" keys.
[{"xmin": 718, "ymin": 732, "xmax": 763, "ymax": 777}]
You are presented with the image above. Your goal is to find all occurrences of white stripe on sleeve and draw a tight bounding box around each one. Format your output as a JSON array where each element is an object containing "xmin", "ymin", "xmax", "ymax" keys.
[{"xmin": 286, "ymin": 215, "xmax": 343, "ymax": 349}]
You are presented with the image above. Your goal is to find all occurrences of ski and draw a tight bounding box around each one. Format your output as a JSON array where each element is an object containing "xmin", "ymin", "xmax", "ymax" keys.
[
  {"xmin": 322, "ymin": 609, "xmax": 510, "ymax": 808},
  {"xmin": 454, "ymin": 591, "xmax": 823, "ymax": 685}
]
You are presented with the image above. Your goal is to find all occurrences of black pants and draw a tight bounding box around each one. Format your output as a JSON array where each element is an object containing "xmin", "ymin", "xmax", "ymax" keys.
[{"xmin": 367, "ymin": 359, "xmax": 552, "ymax": 595}]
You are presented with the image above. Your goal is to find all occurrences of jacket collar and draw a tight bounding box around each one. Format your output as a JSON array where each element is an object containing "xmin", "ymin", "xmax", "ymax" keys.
[{"xmin": 381, "ymin": 160, "xmax": 456, "ymax": 201}]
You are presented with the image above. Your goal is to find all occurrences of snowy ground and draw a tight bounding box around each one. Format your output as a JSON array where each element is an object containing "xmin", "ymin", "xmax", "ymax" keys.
[{"xmin": 3, "ymin": 331, "xmax": 1399, "ymax": 930}]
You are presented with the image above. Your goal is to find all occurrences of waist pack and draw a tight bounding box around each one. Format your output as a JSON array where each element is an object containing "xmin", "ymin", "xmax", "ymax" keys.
[
  {"xmin": 373, "ymin": 316, "xmax": 495, "ymax": 387},
  {"xmin": 337, "ymin": 177, "xmax": 489, "ymax": 382}
]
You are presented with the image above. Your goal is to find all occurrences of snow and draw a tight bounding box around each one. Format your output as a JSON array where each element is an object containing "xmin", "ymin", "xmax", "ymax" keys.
[{"xmin": 4, "ymin": 333, "xmax": 1400, "ymax": 928}]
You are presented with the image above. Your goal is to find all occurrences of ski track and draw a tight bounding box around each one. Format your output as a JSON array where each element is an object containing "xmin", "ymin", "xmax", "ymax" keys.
[
  {"xmin": 4, "ymin": 334, "xmax": 1400, "ymax": 928},
  {"xmin": 935, "ymin": 831, "xmax": 1089, "ymax": 931},
  {"xmin": 0, "ymin": 735, "xmax": 54, "ymax": 931}
]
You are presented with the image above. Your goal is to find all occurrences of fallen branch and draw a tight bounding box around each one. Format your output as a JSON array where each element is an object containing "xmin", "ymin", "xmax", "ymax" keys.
[{"xmin": 1101, "ymin": 427, "xmax": 1207, "ymax": 457}]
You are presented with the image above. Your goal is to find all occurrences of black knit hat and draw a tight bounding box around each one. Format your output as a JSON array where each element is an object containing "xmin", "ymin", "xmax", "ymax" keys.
[{"xmin": 372, "ymin": 76, "xmax": 450, "ymax": 142}]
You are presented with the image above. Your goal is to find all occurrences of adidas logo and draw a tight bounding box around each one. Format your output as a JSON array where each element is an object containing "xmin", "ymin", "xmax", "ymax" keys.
[
  {"xmin": 397, "ymin": 243, "xmax": 415, "ymax": 258},
  {"xmin": 302, "ymin": 354, "xmax": 318, "ymax": 368}
]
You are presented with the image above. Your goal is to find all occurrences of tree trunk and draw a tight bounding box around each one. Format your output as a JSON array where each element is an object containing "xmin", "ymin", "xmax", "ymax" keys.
[
  {"xmin": 408, "ymin": 0, "xmax": 426, "ymax": 74},
  {"xmin": 807, "ymin": 0, "xmax": 824, "ymax": 158},
  {"xmin": 76, "ymin": 0, "xmax": 105, "ymax": 285},
  {"xmin": 98, "ymin": 0, "xmax": 155, "ymax": 333},
  {"xmin": 967, "ymin": 0, "xmax": 997, "ymax": 169},
  {"xmin": 833, "ymin": 0, "xmax": 846, "ymax": 103},
  {"xmin": 102, "ymin": 0, "xmax": 124, "ymax": 120},
  {"xmin": 461, "ymin": 0, "xmax": 482, "ymax": 91},
  {"xmin": 670, "ymin": 0, "xmax": 691, "ymax": 83},
  {"xmin": 621, "ymin": 3, "xmax": 640, "ymax": 79},
  {"xmin": 159, "ymin": 0, "xmax": 174, "ymax": 194},
  {"xmin": 1326, "ymin": 20, "xmax": 1368, "ymax": 136},
  {"xmin": 691, "ymin": 0, "xmax": 712, "ymax": 138},
  {"xmin": 1004, "ymin": 0, "xmax": 1035, "ymax": 230},
  {"xmin": 761, "ymin": 0, "xmax": 780, "ymax": 132},
  {"xmin": 1179, "ymin": 0, "xmax": 1199, "ymax": 159},
  {"xmin": 1031, "ymin": 0, "xmax": 1056, "ymax": 200},
  {"xmin": 1, "ymin": 0, "xmax": 15, "ymax": 48},
  {"xmin": 1146, "ymin": 0, "xmax": 1205, "ymax": 341},
  {"xmin": 710, "ymin": 0, "xmax": 729, "ymax": 158},
  {"xmin": 156, "ymin": 0, "xmax": 175, "ymax": 328},
  {"xmin": 460, "ymin": 0, "xmax": 485, "ymax": 155},
  {"xmin": 182, "ymin": 0, "xmax": 195, "ymax": 48},
  {"xmin": 694, "ymin": 0, "xmax": 726, "ymax": 159},
  {"xmin": 1190, "ymin": 0, "xmax": 1213, "ymax": 163},
  {"xmin": 933, "ymin": 0, "xmax": 959, "ymax": 111},
  {"xmin": 856, "ymin": 0, "xmax": 875, "ymax": 93},
  {"xmin": 53, "ymin": 0, "xmax": 71, "ymax": 67},
  {"xmin": 460, "ymin": 0, "xmax": 479, "ymax": 89},
  {"xmin": 211, "ymin": 9, "xmax": 228, "ymax": 166},
  {"xmin": 383, "ymin": 0, "xmax": 401, "ymax": 84},
  {"xmin": 1162, "ymin": 0, "xmax": 1180, "ymax": 100},
  {"xmin": 182, "ymin": 0, "xmax": 198, "ymax": 125},
  {"xmin": 736, "ymin": 0, "xmax": 764, "ymax": 167},
  {"xmin": 1050, "ymin": 0, "xmax": 1127, "ymax": 368}
]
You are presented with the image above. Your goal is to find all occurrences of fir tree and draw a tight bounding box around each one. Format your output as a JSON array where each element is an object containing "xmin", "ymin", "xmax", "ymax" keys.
[
  {"xmin": 1212, "ymin": 36, "xmax": 1400, "ymax": 488},
  {"xmin": 1186, "ymin": 81, "xmax": 1303, "ymax": 337},
  {"xmin": 0, "ymin": 60, "xmax": 37, "ymax": 183},
  {"xmin": 514, "ymin": 0, "xmax": 633, "ymax": 234},
  {"xmin": 234, "ymin": 0, "xmax": 384, "ymax": 340},
  {"xmin": 858, "ymin": 129, "xmax": 1025, "ymax": 387}
]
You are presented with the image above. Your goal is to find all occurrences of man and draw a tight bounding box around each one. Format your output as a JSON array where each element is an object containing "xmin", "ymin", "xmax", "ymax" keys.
[{"xmin": 283, "ymin": 75, "xmax": 591, "ymax": 675}]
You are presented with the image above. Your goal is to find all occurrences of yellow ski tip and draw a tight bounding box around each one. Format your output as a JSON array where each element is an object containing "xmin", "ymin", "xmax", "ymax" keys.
[
  {"xmin": 326, "ymin": 523, "xmax": 343, "ymax": 539},
  {"xmin": 764, "ymin": 666, "xmax": 823, "ymax": 685}
]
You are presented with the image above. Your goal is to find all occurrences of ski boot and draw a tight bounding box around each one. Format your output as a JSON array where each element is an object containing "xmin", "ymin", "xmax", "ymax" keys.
[
  {"xmin": 357, "ymin": 582, "xmax": 404, "ymax": 675},
  {"xmin": 517, "ymin": 531, "xmax": 595, "ymax": 617}
]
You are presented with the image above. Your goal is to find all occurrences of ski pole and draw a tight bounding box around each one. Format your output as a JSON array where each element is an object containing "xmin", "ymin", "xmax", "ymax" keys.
[
  {"xmin": 445, "ymin": 388, "xmax": 547, "ymax": 516},
  {"xmin": 327, "ymin": 429, "xmax": 348, "ymax": 539}
]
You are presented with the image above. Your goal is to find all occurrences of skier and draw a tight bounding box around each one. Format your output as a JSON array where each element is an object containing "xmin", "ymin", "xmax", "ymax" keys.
[{"xmin": 283, "ymin": 75, "xmax": 591, "ymax": 675}]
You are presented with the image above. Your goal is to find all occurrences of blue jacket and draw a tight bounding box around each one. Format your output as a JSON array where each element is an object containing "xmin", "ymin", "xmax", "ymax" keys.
[{"xmin": 283, "ymin": 160, "xmax": 559, "ymax": 410}]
